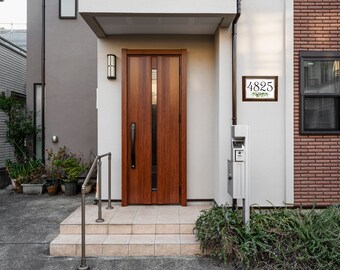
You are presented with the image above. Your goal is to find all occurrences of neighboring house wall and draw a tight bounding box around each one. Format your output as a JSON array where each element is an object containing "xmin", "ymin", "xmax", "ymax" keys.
[
  {"xmin": 0, "ymin": 29, "xmax": 27, "ymax": 51},
  {"xmin": 27, "ymin": 0, "xmax": 97, "ymax": 158},
  {"xmin": 0, "ymin": 37, "xmax": 27, "ymax": 167},
  {"xmin": 27, "ymin": 0, "xmax": 42, "ymax": 116},
  {"xmin": 294, "ymin": 0, "xmax": 340, "ymax": 206}
]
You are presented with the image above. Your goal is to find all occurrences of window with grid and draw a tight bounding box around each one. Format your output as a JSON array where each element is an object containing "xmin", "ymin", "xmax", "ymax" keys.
[{"xmin": 300, "ymin": 52, "xmax": 340, "ymax": 134}]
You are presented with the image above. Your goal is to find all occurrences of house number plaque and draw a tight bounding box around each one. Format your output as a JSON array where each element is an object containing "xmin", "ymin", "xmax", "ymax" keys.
[{"xmin": 242, "ymin": 76, "xmax": 278, "ymax": 101}]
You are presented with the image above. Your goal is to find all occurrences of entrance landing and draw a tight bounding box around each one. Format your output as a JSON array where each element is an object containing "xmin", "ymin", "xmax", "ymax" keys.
[{"xmin": 50, "ymin": 204, "xmax": 212, "ymax": 257}]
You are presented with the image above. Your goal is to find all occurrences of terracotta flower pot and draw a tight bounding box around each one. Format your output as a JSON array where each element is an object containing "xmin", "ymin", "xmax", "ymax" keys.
[{"xmin": 47, "ymin": 185, "xmax": 58, "ymax": 196}]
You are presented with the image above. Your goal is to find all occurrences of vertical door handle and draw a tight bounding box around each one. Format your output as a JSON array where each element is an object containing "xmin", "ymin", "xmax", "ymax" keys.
[{"xmin": 131, "ymin": 122, "xmax": 136, "ymax": 169}]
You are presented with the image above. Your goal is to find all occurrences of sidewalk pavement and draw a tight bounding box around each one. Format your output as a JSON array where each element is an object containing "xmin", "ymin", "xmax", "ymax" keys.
[{"xmin": 0, "ymin": 189, "xmax": 233, "ymax": 270}]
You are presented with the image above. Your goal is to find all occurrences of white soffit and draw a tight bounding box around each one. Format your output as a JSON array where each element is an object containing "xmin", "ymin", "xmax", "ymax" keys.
[{"xmin": 79, "ymin": 0, "xmax": 237, "ymax": 37}]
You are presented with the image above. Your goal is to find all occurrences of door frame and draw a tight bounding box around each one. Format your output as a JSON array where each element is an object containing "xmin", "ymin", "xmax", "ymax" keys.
[{"xmin": 122, "ymin": 49, "xmax": 187, "ymax": 206}]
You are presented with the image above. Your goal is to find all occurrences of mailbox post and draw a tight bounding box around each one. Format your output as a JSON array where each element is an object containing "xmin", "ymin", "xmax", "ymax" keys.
[{"xmin": 228, "ymin": 125, "xmax": 250, "ymax": 225}]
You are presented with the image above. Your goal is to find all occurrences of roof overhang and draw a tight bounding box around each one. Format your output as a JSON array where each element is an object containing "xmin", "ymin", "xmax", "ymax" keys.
[{"xmin": 79, "ymin": 0, "xmax": 237, "ymax": 37}]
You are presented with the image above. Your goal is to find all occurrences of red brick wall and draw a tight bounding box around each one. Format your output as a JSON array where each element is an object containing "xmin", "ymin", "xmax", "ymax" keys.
[{"xmin": 294, "ymin": 0, "xmax": 340, "ymax": 206}]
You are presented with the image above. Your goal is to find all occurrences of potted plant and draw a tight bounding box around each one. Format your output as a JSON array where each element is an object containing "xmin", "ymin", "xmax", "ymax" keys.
[
  {"xmin": 5, "ymin": 160, "xmax": 45, "ymax": 193},
  {"xmin": 45, "ymin": 147, "xmax": 71, "ymax": 195},
  {"xmin": 5, "ymin": 160, "xmax": 21, "ymax": 191},
  {"xmin": 20, "ymin": 159, "xmax": 46, "ymax": 195},
  {"xmin": 46, "ymin": 184, "xmax": 58, "ymax": 196},
  {"xmin": 1, "ymin": 95, "xmax": 41, "ymax": 193},
  {"xmin": 56, "ymin": 156, "xmax": 88, "ymax": 196},
  {"xmin": 6, "ymin": 159, "xmax": 46, "ymax": 194}
]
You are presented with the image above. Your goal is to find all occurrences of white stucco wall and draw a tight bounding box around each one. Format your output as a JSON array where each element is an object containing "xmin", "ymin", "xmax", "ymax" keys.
[
  {"xmin": 97, "ymin": 35, "xmax": 217, "ymax": 200},
  {"xmin": 95, "ymin": 0, "xmax": 294, "ymax": 206},
  {"xmin": 214, "ymin": 28, "xmax": 233, "ymax": 205},
  {"xmin": 80, "ymin": 0, "xmax": 235, "ymax": 15},
  {"xmin": 236, "ymin": 0, "xmax": 294, "ymax": 206}
]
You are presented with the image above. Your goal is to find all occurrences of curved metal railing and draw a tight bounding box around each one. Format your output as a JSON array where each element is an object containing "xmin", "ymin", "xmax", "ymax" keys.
[{"xmin": 78, "ymin": 152, "xmax": 112, "ymax": 270}]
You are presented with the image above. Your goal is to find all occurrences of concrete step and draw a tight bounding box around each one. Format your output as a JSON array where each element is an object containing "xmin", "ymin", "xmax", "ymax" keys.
[
  {"xmin": 58, "ymin": 204, "xmax": 208, "ymax": 235},
  {"xmin": 50, "ymin": 234, "xmax": 201, "ymax": 256},
  {"xmin": 60, "ymin": 222, "xmax": 196, "ymax": 235},
  {"xmin": 50, "ymin": 204, "xmax": 211, "ymax": 257}
]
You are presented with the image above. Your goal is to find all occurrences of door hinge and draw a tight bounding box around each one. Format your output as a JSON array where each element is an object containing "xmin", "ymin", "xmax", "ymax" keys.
[{"xmin": 179, "ymin": 64, "xmax": 181, "ymax": 76}]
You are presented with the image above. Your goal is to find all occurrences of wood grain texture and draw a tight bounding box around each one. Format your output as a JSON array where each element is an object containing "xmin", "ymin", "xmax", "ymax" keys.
[
  {"xmin": 180, "ymin": 50, "xmax": 187, "ymax": 206},
  {"xmin": 125, "ymin": 49, "xmax": 184, "ymax": 55},
  {"xmin": 127, "ymin": 56, "xmax": 152, "ymax": 204},
  {"xmin": 122, "ymin": 50, "xmax": 187, "ymax": 205},
  {"xmin": 157, "ymin": 56, "xmax": 180, "ymax": 204},
  {"xmin": 121, "ymin": 49, "xmax": 128, "ymax": 206}
]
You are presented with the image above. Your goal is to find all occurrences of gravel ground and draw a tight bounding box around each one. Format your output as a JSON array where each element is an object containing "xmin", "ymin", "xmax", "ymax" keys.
[{"xmin": 0, "ymin": 188, "xmax": 234, "ymax": 270}]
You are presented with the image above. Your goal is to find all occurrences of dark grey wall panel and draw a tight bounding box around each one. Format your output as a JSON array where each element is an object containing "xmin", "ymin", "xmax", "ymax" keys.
[{"xmin": 27, "ymin": 0, "xmax": 97, "ymax": 159}]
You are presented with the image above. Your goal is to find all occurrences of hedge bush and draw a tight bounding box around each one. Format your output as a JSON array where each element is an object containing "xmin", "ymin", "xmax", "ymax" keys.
[{"xmin": 194, "ymin": 205, "xmax": 340, "ymax": 270}]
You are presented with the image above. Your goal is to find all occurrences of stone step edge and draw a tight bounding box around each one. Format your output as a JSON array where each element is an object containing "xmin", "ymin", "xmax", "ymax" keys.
[
  {"xmin": 50, "ymin": 234, "xmax": 201, "ymax": 257},
  {"xmin": 60, "ymin": 223, "xmax": 196, "ymax": 235}
]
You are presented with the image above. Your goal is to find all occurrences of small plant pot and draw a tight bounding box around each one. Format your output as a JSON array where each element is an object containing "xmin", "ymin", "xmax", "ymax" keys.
[
  {"xmin": 10, "ymin": 178, "xmax": 18, "ymax": 190},
  {"xmin": 0, "ymin": 168, "xmax": 11, "ymax": 189},
  {"xmin": 64, "ymin": 181, "xmax": 78, "ymax": 196},
  {"xmin": 47, "ymin": 185, "xmax": 58, "ymax": 196},
  {"xmin": 85, "ymin": 183, "xmax": 92, "ymax": 194},
  {"xmin": 22, "ymin": 183, "xmax": 45, "ymax": 195}
]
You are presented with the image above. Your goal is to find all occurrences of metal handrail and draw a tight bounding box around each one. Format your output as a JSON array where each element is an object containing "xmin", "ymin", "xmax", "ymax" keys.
[{"xmin": 78, "ymin": 152, "xmax": 112, "ymax": 270}]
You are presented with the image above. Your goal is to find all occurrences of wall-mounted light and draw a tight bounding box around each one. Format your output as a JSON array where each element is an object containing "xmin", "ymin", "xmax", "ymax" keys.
[
  {"xmin": 52, "ymin": 135, "xmax": 58, "ymax": 143},
  {"xmin": 107, "ymin": 54, "xmax": 116, "ymax": 79}
]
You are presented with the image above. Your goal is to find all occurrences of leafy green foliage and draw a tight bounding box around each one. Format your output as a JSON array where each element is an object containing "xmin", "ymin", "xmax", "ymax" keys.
[
  {"xmin": 46, "ymin": 147, "xmax": 92, "ymax": 183},
  {"xmin": 53, "ymin": 155, "xmax": 88, "ymax": 183},
  {"xmin": 57, "ymin": 157, "xmax": 88, "ymax": 182},
  {"xmin": 46, "ymin": 146, "xmax": 74, "ymax": 180},
  {"xmin": 5, "ymin": 159, "xmax": 45, "ymax": 185},
  {"xmin": 0, "ymin": 95, "xmax": 39, "ymax": 162},
  {"xmin": 5, "ymin": 160, "xmax": 22, "ymax": 179},
  {"xmin": 194, "ymin": 205, "xmax": 340, "ymax": 270},
  {"xmin": 194, "ymin": 205, "xmax": 245, "ymax": 264}
]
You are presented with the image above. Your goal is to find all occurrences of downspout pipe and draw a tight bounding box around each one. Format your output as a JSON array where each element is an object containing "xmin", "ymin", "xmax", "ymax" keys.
[
  {"xmin": 41, "ymin": 0, "xmax": 45, "ymax": 160},
  {"xmin": 232, "ymin": 0, "xmax": 241, "ymax": 210},
  {"xmin": 232, "ymin": 0, "xmax": 241, "ymax": 125}
]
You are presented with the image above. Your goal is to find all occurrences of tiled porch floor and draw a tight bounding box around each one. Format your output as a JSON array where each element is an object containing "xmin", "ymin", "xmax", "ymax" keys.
[{"xmin": 50, "ymin": 203, "xmax": 212, "ymax": 257}]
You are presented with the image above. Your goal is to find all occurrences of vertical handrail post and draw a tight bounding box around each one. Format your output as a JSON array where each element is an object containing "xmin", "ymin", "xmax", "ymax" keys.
[
  {"xmin": 78, "ymin": 153, "xmax": 111, "ymax": 270},
  {"xmin": 78, "ymin": 188, "xmax": 89, "ymax": 270},
  {"xmin": 96, "ymin": 159, "xmax": 104, "ymax": 222},
  {"xmin": 106, "ymin": 153, "xmax": 113, "ymax": 209}
]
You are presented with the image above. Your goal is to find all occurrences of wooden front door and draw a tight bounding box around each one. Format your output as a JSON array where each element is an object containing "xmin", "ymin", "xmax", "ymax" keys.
[{"xmin": 122, "ymin": 50, "xmax": 187, "ymax": 206}]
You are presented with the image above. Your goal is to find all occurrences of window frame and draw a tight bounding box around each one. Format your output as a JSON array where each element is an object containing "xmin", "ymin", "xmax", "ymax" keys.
[
  {"xmin": 33, "ymin": 83, "xmax": 44, "ymax": 160},
  {"xmin": 59, "ymin": 0, "xmax": 77, "ymax": 19},
  {"xmin": 10, "ymin": 91, "xmax": 26, "ymax": 101},
  {"xmin": 300, "ymin": 51, "xmax": 340, "ymax": 135}
]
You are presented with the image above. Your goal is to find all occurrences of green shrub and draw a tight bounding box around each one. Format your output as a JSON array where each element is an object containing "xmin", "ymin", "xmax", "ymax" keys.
[
  {"xmin": 194, "ymin": 205, "xmax": 340, "ymax": 270},
  {"xmin": 53, "ymin": 155, "xmax": 88, "ymax": 183},
  {"xmin": 46, "ymin": 146, "xmax": 74, "ymax": 180},
  {"xmin": 0, "ymin": 95, "xmax": 39, "ymax": 162},
  {"xmin": 5, "ymin": 159, "xmax": 45, "ymax": 185}
]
